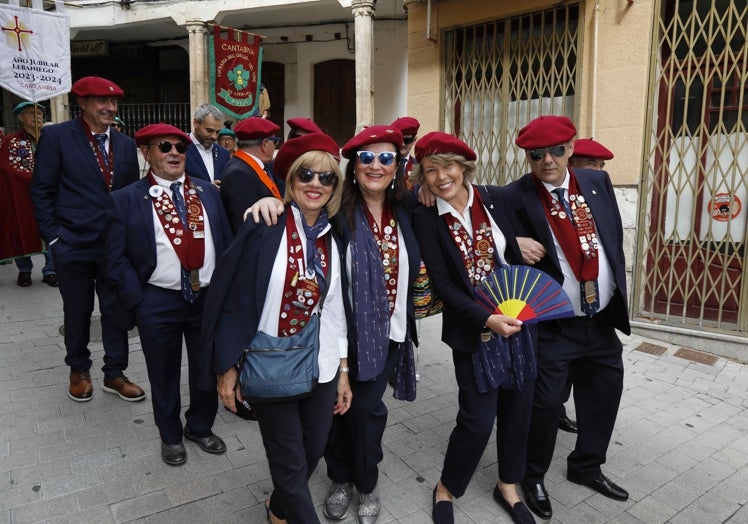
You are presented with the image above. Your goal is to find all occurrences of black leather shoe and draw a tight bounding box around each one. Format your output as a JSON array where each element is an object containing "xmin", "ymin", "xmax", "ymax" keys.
[
  {"xmin": 567, "ymin": 471, "xmax": 629, "ymax": 501},
  {"xmin": 161, "ymin": 442, "xmax": 186, "ymax": 466},
  {"xmin": 183, "ymin": 427, "xmax": 227, "ymax": 454},
  {"xmin": 558, "ymin": 413, "xmax": 578, "ymax": 433},
  {"xmin": 493, "ymin": 486, "xmax": 536, "ymax": 524},
  {"xmin": 432, "ymin": 486, "xmax": 454, "ymax": 524},
  {"xmin": 521, "ymin": 480, "xmax": 552, "ymax": 520},
  {"xmin": 17, "ymin": 272, "xmax": 31, "ymax": 287},
  {"xmin": 42, "ymin": 274, "xmax": 59, "ymax": 287}
]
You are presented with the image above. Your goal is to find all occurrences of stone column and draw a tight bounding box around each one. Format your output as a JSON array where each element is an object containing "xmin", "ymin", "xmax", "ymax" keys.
[
  {"xmin": 185, "ymin": 19, "xmax": 209, "ymax": 119},
  {"xmin": 49, "ymin": 93, "xmax": 68, "ymax": 123},
  {"xmin": 351, "ymin": 0, "xmax": 376, "ymax": 131}
]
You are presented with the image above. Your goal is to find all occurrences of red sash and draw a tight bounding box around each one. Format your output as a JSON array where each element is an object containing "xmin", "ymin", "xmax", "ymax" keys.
[
  {"xmin": 234, "ymin": 150, "xmax": 282, "ymax": 199},
  {"xmin": 148, "ymin": 174, "xmax": 205, "ymax": 271},
  {"xmin": 364, "ymin": 203, "xmax": 399, "ymax": 316},
  {"xmin": 78, "ymin": 117, "xmax": 114, "ymax": 190},
  {"xmin": 278, "ymin": 211, "xmax": 329, "ymax": 337},
  {"xmin": 442, "ymin": 188, "xmax": 496, "ymax": 286},
  {"xmin": 534, "ymin": 170, "xmax": 599, "ymax": 283}
]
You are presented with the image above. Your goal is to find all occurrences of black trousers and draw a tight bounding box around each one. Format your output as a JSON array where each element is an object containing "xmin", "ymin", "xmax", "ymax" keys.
[
  {"xmin": 441, "ymin": 349, "xmax": 534, "ymax": 498},
  {"xmin": 325, "ymin": 341, "xmax": 399, "ymax": 494},
  {"xmin": 135, "ymin": 285, "xmax": 217, "ymax": 444},
  {"xmin": 254, "ymin": 377, "xmax": 338, "ymax": 524},
  {"xmin": 53, "ymin": 248, "xmax": 129, "ymax": 377},
  {"xmin": 525, "ymin": 309, "xmax": 624, "ymax": 482}
]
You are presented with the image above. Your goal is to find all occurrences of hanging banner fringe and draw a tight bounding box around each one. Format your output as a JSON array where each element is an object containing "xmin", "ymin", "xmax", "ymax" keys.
[{"xmin": 209, "ymin": 24, "xmax": 264, "ymax": 120}]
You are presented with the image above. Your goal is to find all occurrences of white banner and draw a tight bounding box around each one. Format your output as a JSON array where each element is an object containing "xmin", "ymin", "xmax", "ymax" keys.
[{"xmin": 0, "ymin": 1, "xmax": 71, "ymax": 102}]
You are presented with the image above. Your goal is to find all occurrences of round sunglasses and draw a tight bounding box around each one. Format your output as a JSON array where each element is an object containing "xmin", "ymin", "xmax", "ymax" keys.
[
  {"xmin": 152, "ymin": 141, "xmax": 188, "ymax": 154},
  {"xmin": 356, "ymin": 150, "xmax": 397, "ymax": 166},
  {"xmin": 296, "ymin": 167, "xmax": 337, "ymax": 187}
]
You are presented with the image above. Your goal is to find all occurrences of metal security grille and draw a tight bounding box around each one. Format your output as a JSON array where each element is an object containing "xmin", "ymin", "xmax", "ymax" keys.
[
  {"xmin": 637, "ymin": 0, "xmax": 748, "ymax": 331},
  {"xmin": 443, "ymin": 5, "xmax": 579, "ymax": 185}
]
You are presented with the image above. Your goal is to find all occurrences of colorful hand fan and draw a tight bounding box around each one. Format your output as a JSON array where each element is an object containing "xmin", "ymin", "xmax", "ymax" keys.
[{"xmin": 474, "ymin": 265, "xmax": 575, "ymax": 323}]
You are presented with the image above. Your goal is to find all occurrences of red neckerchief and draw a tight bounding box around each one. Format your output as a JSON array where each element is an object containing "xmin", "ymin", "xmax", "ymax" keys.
[
  {"xmin": 278, "ymin": 211, "xmax": 329, "ymax": 337},
  {"xmin": 442, "ymin": 188, "xmax": 496, "ymax": 286},
  {"xmin": 148, "ymin": 173, "xmax": 205, "ymax": 271},
  {"xmin": 78, "ymin": 116, "xmax": 114, "ymax": 190},
  {"xmin": 363, "ymin": 203, "xmax": 399, "ymax": 317},
  {"xmin": 534, "ymin": 170, "xmax": 599, "ymax": 282},
  {"xmin": 233, "ymin": 150, "xmax": 282, "ymax": 199}
]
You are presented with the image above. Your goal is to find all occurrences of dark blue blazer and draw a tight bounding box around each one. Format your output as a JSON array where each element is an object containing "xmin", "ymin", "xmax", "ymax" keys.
[
  {"xmin": 502, "ymin": 168, "xmax": 631, "ymax": 335},
  {"xmin": 185, "ymin": 142, "xmax": 230, "ymax": 182},
  {"xmin": 219, "ymin": 155, "xmax": 279, "ymax": 233},
  {"xmin": 105, "ymin": 176, "xmax": 233, "ymax": 311},
  {"xmin": 412, "ymin": 185, "xmax": 525, "ymax": 354},
  {"xmin": 31, "ymin": 120, "xmax": 139, "ymax": 250}
]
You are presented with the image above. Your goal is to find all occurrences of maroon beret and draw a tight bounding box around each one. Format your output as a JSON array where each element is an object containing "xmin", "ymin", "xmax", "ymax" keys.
[
  {"xmin": 414, "ymin": 131, "xmax": 477, "ymax": 162},
  {"xmin": 287, "ymin": 117, "xmax": 323, "ymax": 135},
  {"xmin": 390, "ymin": 116, "xmax": 420, "ymax": 136},
  {"xmin": 341, "ymin": 125, "xmax": 403, "ymax": 159},
  {"xmin": 571, "ymin": 138, "xmax": 614, "ymax": 160},
  {"xmin": 234, "ymin": 117, "xmax": 280, "ymax": 140},
  {"xmin": 274, "ymin": 133, "xmax": 340, "ymax": 181},
  {"xmin": 515, "ymin": 115, "xmax": 577, "ymax": 150},
  {"xmin": 134, "ymin": 123, "xmax": 190, "ymax": 147},
  {"xmin": 71, "ymin": 76, "xmax": 124, "ymax": 98}
]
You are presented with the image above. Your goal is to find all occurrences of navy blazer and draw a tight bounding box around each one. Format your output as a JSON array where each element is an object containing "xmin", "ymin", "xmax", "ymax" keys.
[
  {"xmin": 502, "ymin": 168, "xmax": 631, "ymax": 335},
  {"xmin": 185, "ymin": 142, "xmax": 230, "ymax": 182},
  {"xmin": 412, "ymin": 185, "xmax": 525, "ymax": 354},
  {"xmin": 31, "ymin": 120, "xmax": 139, "ymax": 249},
  {"xmin": 105, "ymin": 176, "xmax": 233, "ymax": 311},
  {"xmin": 219, "ymin": 155, "xmax": 280, "ymax": 233}
]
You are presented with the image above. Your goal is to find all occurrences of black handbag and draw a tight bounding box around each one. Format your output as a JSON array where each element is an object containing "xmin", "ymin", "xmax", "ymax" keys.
[{"xmin": 239, "ymin": 313, "xmax": 320, "ymax": 403}]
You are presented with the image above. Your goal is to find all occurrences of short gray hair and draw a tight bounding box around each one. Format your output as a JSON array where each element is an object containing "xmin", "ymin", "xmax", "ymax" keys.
[
  {"xmin": 193, "ymin": 103, "xmax": 223, "ymax": 123},
  {"xmin": 237, "ymin": 138, "xmax": 264, "ymax": 149}
]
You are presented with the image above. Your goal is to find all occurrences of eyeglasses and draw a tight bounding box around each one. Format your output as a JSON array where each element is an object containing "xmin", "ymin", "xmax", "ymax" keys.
[
  {"xmin": 153, "ymin": 141, "xmax": 187, "ymax": 154},
  {"xmin": 356, "ymin": 150, "xmax": 396, "ymax": 166},
  {"xmin": 266, "ymin": 136, "xmax": 281, "ymax": 148},
  {"xmin": 296, "ymin": 167, "xmax": 337, "ymax": 187},
  {"xmin": 528, "ymin": 144, "xmax": 567, "ymax": 161}
]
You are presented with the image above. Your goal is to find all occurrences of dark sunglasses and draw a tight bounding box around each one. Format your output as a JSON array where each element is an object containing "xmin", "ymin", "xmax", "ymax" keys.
[
  {"xmin": 153, "ymin": 141, "xmax": 187, "ymax": 154},
  {"xmin": 296, "ymin": 167, "xmax": 337, "ymax": 187},
  {"xmin": 402, "ymin": 136, "xmax": 415, "ymax": 145},
  {"xmin": 266, "ymin": 136, "xmax": 281, "ymax": 148},
  {"xmin": 356, "ymin": 150, "xmax": 396, "ymax": 166},
  {"xmin": 528, "ymin": 144, "xmax": 566, "ymax": 161}
]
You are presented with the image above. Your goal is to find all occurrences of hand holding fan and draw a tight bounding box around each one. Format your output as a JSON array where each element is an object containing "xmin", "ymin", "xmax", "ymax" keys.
[{"xmin": 475, "ymin": 265, "xmax": 575, "ymax": 323}]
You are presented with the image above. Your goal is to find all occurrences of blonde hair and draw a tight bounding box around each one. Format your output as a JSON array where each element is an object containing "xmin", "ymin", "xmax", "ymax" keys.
[
  {"xmin": 283, "ymin": 150, "xmax": 343, "ymax": 217},
  {"xmin": 410, "ymin": 153, "xmax": 476, "ymax": 186}
]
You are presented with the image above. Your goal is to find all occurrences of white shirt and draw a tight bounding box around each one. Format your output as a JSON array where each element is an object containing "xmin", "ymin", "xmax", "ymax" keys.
[
  {"xmin": 147, "ymin": 173, "xmax": 217, "ymax": 289},
  {"xmin": 345, "ymin": 221, "xmax": 410, "ymax": 344},
  {"xmin": 259, "ymin": 206, "xmax": 348, "ymax": 383},
  {"xmin": 189, "ymin": 133, "xmax": 215, "ymax": 181},
  {"xmin": 436, "ymin": 184, "xmax": 508, "ymax": 266},
  {"xmin": 541, "ymin": 171, "xmax": 615, "ymax": 316}
]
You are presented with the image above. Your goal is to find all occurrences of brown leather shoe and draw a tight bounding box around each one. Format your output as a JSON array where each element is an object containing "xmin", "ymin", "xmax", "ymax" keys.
[
  {"xmin": 69, "ymin": 370, "xmax": 93, "ymax": 402},
  {"xmin": 42, "ymin": 274, "xmax": 59, "ymax": 287},
  {"xmin": 103, "ymin": 375, "xmax": 146, "ymax": 402}
]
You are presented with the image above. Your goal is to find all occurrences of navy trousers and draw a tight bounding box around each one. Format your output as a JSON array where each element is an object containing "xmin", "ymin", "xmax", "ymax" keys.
[
  {"xmin": 52, "ymin": 245, "xmax": 129, "ymax": 377},
  {"xmin": 525, "ymin": 307, "xmax": 624, "ymax": 482},
  {"xmin": 254, "ymin": 377, "xmax": 338, "ymax": 523},
  {"xmin": 325, "ymin": 341, "xmax": 399, "ymax": 494},
  {"xmin": 441, "ymin": 348, "xmax": 535, "ymax": 498},
  {"xmin": 134, "ymin": 284, "xmax": 218, "ymax": 444}
]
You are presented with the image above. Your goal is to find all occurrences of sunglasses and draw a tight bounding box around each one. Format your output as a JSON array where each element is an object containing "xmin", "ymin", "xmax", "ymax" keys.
[
  {"xmin": 356, "ymin": 150, "xmax": 397, "ymax": 166},
  {"xmin": 296, "ymin": 167, "xmax": 337, "ymax": 187},
  {"xmin": 266, "ymin": 136, "xmax": 281, "ymax": 148},
  {"xmin": 153, "ymin": 141, "xmax": 187, "ymax": 154},
  {"xmin": 528, "ymin": 144, "xmax": 567, "ymax": 161},
  {"xmin": 402, "ymin": 136, "xmax": 415, "ymax": 145}
]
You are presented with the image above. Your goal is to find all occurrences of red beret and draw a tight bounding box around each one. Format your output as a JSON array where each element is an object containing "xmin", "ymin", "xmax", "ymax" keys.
[
  {"xmin": 134, "ymin": 123, "xmax": 190, "ymax": 147},
  {"xmin": 515, "ymin": 115, "xmax": 576, "ymax": 149},
  {"xmin": 414, "ymin": 131, "xmax": 477, "ymax": 162},
  {"xmin": 287, "ymin": 117, "xmax": 323, "ymax": 135},
  {"xmin": 390, "ymin": 116, "xmax": 420, "ymax": 136},
  {"xmin": 274, "ymin": 133, "xmax": 340, "ymax": 181},
  {"xmin": 71, "ymin": 76, "xmax": 124, "ymax": 97},
  {"xmin": 571, "ymin": 138, "xmax": 614, "ymax": 160},
  {"xmin": 341, "ymin": 125, "xmax": 403, "ymax": 159},
  {"xmin": 234, "ymin": 117, "xmax": 280, "ymax": 140}
]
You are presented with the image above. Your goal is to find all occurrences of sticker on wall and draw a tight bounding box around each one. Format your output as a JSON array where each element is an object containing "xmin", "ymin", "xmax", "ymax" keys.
[{"xmin": 710, "ymin": 193, "xmax": 741, "ymax": 222}]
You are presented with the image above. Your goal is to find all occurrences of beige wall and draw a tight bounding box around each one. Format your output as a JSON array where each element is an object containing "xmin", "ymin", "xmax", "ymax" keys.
[{"xmin": 405, "ymin": 0, "xmax": 655, "ymax": 187}]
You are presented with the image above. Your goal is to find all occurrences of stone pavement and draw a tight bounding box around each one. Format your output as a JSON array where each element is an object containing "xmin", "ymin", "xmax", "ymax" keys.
[{"xmin": 2, "ymin": 255, "xmax": 748, "ymax": 524}]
